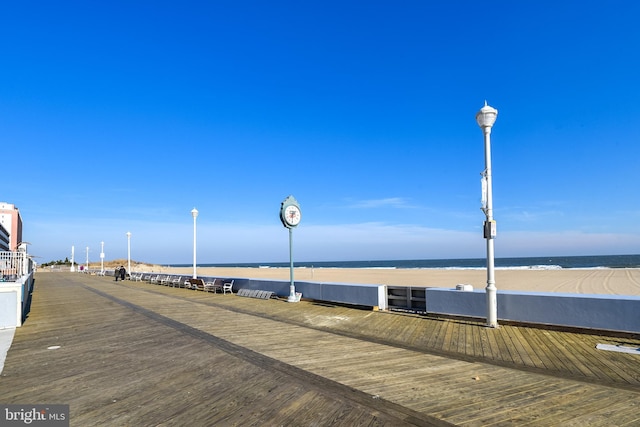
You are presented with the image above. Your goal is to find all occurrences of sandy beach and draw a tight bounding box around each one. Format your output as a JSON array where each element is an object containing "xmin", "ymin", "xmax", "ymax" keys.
[{"xmin": 148, "ymin": 265, "xmax": 640, "ymax": 296}]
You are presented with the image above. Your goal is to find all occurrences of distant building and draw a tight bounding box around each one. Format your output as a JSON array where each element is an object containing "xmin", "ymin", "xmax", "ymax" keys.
[
  {"xmin": 0, "ymin": 202, "xmax": 23, "ymax": 251},
  {"xmin": 0, "ymin": 223, "xmax": 9, "ymax": 251}
]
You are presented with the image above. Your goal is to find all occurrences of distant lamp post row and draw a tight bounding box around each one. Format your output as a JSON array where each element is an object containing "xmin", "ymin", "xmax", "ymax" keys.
[
  {"xmin": 476, "ymin": 101, "xmax": 499, "ymax": 328},
  {"xmin": 83, "ymin": 210, "xmax": 198, "ymax": 280}
]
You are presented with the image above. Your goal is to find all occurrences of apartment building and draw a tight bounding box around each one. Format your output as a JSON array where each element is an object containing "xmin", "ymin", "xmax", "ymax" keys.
[
  {"xmin": 0, "ymin": 223, "xmax": 9, "ymax": 251},
  {"xmin": 0, "ymin": 202, "xmax": 23, "ymax": 251}
]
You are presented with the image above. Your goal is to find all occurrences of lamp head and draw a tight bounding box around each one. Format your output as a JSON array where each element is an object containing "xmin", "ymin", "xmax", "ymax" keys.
[
  {"xmin": 476, "ymin": 101, "xmax": 498, "ymax": 129},
  {"xmin": 191, "ymin": 208, "xmax": 199, "ymax": 218}
]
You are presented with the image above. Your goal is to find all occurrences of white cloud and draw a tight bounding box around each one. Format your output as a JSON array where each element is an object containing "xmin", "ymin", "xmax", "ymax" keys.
[{"xmin": 347, "ymin": 197, "xmax": 413, "ymax": 209}]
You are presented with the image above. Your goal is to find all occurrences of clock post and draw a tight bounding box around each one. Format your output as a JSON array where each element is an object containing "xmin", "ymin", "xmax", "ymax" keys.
[{"xmin": 280, "ymin": 195, "xmax": 302, "ymax": 302}]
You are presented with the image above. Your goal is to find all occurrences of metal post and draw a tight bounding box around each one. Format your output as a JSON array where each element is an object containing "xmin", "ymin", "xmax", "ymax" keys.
[
  {"xmin": 483, "ymin": 126, "xmax": 497, "ymax": 327},
  {"xmin": 287, "ymin": 227, "xmax": 296, "ymax": 302},
  {"xmin": 476, "ymin": 102, "xmax": 498, "ymax": 328},
  {"xmin": 191, "ymin": 208, "xmax": 198, "ymax": 279},
  {"xmin": 100, "ymin": 241, "xmax": 105, "ymax": 275},
  {"xmin": 126, "ymin": 232, "xmax": 131, "ymax": 277}
]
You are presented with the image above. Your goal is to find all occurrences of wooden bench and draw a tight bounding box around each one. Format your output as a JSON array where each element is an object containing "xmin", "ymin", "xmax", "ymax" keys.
[
  {"xmin": 204, "ymin": 279, "xmax": 223, "ymax": 293},
  {"xmin": 187, "ymin": 278, "xmax": 206, "ymax": 291}
]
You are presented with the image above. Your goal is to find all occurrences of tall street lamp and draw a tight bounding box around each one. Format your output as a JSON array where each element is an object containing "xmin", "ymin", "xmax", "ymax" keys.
[
  {"xmin": 100, "ymin": 241, "xmax": 105, "ymax": 275},
  {"xmin": 86, "ymin": 246, "xmax": 89, "ymax": 272},
  {"xmin": 476, "ymin": 101, "xmax": 499, "ymax": 328},
  {"xmin": 191, "ymin": 208, "xmax": 198, "ymax": 279},
  {"xmin": 126, "ymin": 231, "xmax": 132, "ymax": 276}
]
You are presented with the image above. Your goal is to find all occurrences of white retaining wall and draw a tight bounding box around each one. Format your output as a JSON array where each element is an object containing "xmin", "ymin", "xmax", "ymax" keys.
[
  {"xmin": 426, "ymin": 288, "xmax": 640, "ymax": 334},
  {"xmin": 0, "ymin": 273, "xmax": 33, "ymax": 328}
]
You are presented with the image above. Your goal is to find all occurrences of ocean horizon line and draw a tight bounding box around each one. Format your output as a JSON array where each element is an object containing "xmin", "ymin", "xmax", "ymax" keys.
[{"xmin": 165, "ymin": 254, "xmax": 640, "ymax": 270}]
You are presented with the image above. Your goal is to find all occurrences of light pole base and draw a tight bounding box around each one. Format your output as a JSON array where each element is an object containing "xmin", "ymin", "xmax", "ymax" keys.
[
  {"xmin": 288, "ymin": 292, "xmax": 302, "ymax": 303},
  {"xmin": 486, "ymin": 284, "xmax": 498, "ymax": 328}
]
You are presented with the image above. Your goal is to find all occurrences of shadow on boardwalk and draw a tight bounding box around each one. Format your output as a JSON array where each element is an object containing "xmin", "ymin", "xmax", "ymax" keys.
[{"xmin": 1, "ymin": 272, "xmax": 639, "ymax": 426}]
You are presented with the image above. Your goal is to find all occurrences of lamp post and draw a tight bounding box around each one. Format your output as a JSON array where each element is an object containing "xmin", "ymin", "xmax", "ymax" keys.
[
  {"xmin": 100, "ymin": 241, "xmax": 105, "ymax": 275},
  {"xmin": 70, "ymin": 245, "xmax": 75, "ymax": 272},
  {"xmin": 126, "ymin": 232, "xmax": 131, "ymax": 276},
  {"xmin": 86, "ymin": 246, "xmax": 89, "ymax": 272},
  {"xmin": 191, "ymin": 208, "xmax": 198, "ymax": 279},
  {"xmin": 476, "ymin": 101, "xmax": 499, "ymax": 328}
]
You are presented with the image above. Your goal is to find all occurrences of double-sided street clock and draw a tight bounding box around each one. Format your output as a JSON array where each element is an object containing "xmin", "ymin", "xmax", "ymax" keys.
[
  {"xmin": 280, "ymin": 195, "xmax": 302, "ymax": 302},
  {"xmin": 280, "ymin": 196, "xmax": 302, "ymax": 228}
]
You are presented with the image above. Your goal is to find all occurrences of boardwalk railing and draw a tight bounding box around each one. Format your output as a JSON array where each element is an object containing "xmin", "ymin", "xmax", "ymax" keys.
[
  {"xmin": 0, "ymin": 251, "xmax": 32, "ymax": 281},
  {"xmin": 0, "ymin": 250, "xmax": 35, "ymax": 327}
]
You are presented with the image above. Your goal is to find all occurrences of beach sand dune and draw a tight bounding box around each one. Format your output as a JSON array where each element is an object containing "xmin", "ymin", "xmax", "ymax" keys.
[{"xmin": 154, "ymin": 266, "xmax": 640, "ymax": 296}]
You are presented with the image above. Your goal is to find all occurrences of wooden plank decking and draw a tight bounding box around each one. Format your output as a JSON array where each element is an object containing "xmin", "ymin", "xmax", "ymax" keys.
[{"xmin": 1, "ymin": 272, "xmax": 639, "ymax": 426}]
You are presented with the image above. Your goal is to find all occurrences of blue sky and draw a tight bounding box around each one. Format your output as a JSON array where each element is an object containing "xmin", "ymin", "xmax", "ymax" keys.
[{"xmin": 2, "ymin": 1, "xmax": 639, "ymax": 264}]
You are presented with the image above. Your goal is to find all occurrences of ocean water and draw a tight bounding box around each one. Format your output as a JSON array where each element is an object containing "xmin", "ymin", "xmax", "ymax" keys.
[{"xmin": 175, "ymin": 254, "xmax": 640, "ymax": 270}]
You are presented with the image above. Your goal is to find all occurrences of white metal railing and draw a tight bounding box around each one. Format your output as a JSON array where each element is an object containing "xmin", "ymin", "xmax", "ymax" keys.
[{"xmin": 0, "ymin": 251, "xmax": 33, "ymax": 281}]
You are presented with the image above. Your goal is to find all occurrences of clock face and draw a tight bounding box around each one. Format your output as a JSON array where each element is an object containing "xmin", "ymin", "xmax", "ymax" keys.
[{"xmin": 284, "ymin": 205, "xmax": 301, "ymax": 226}]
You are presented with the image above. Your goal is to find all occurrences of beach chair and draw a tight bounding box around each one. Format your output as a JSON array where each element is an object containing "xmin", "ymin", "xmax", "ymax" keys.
[{"xmin": 222, "ymin": 280, "xmax": 234, "ymax": 295}]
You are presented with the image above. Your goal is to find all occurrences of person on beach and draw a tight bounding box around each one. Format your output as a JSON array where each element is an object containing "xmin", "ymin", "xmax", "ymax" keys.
[
  {"xmin": 114, "ymin": 266, "xmax": 120, "ymax": 281},
  {"xmin": 120, "ymin": 266, "xmax": 126, "ymax": 281}
]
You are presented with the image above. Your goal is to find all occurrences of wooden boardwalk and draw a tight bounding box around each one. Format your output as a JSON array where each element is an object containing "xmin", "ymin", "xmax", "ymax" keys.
[{"xmin": 1, "ymin": 272, "xmax": 639, "ymax": 426}]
